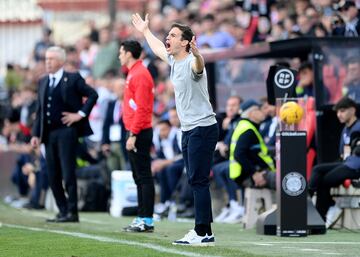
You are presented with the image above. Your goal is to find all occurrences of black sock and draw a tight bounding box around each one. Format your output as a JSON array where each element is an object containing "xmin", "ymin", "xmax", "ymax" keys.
[{"xmin": 195, "ymin": 224, "xmax": 212, "ymax": 236}]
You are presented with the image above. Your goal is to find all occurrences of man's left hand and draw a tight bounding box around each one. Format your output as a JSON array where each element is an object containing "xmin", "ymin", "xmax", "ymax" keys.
[
  {"xmin": 61, "ymin": 112, "xmax": 82, "ymax": 126},
  {"xmin": 190, "ymin": 36, "xmax": 200, "ymax": 57}
]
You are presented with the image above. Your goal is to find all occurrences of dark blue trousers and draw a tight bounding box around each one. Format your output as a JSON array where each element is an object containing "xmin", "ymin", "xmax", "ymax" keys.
[
  {"xmin": 213, "ymin": 160, "xmax": 239, "ymax": 201},
  {"xmin": 182, "ymin": 123, "xmax": 218, "ymax": 225}
]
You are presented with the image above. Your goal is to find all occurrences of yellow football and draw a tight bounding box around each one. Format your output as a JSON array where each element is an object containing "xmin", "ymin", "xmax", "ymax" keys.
[{"xmin": 279, "ymin": 101, "xmax": 304, "ymax": 125}]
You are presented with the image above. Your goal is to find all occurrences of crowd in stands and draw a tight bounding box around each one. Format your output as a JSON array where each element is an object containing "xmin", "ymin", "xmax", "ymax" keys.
[{"xmin": 0, "ymin": 0, "xmax": 360, "ymax": 226}]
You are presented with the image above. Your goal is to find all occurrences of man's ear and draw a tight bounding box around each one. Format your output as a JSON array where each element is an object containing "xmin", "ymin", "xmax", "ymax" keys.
[{"xmin": 181, "ymin": 40, "xmax": 189, "ymax": 47}]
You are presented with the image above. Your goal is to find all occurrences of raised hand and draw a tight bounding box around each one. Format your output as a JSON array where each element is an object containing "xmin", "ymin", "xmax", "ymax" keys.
[
  {"xmin": 132, "ymin": 13, "xmax": 149, "ymax": 33},
  {"xmin": 189, "ymin": 36, "xmax": 200, "ymax": 57}
]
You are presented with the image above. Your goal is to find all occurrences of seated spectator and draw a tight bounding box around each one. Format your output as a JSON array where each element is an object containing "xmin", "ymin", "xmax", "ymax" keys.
[
  {"xmin": 91, "ymin": 26, "xmax": 120, "ymax": 79},
  {"xmin": 214, "ymin": 99, "xmax": 276, "ymax": 223},
  {"xmin": 212, "ymin": 159, "xmax": 244, "ymax": 224},
  {"xmin": 1, "ymin": 110, "xmax": 47, "ymax": 209},
  {"xmin": 212, "ymin": 96, "xmax": 243, "ymax": 223},
  {"xmin": 332, "ymin": 1, "xmax": 360, "ymax": 37},
  {"xmin": 343, "ymin": 57, "xmax": 360, "ymax": 102},
  {"xmin": 296, "ymin": 61, "xmax": 330, "ymax": 102},
  {"xmin": 5, "ymin": 64, "xmax": 23, "ymax": 97},
  {"xmin": 101, "ymin": 78, "xmax": 127, "ymax": 173},
  {"xmin": 214, "ymin": 95, "xmax": 242, "ymax": 164},
  {"xmin": 152, "ymin": 119, "xmax": 184, "ymax": 216},
  {"xmin": 259, "ymin": 98, "xmax": 277, "ymax": 149},
  {"xmin": 21, "ymin": 149, "xmax": 48, "ymax": 210},
  {"xmin": 76, "ymin": 138, "xmax": 109, "ymax": 212},
  {"xmin": 229, "ymin": 99, "xmax": 276, "ymax": 189},
  {"xmin": 197, "ymin": 13, "xmax": 236, "ymax": 49},
  {"xmin": 309, "ymin": 97, "xmax": 360, "ymax": 228},
  {"xmin": 33, "ymin": 27, "xmax": 54, "ymax": 63}
]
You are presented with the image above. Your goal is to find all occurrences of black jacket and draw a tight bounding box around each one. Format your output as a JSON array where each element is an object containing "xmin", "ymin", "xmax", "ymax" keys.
[
  {"xmin": 102, "ymin": 99, "xmax": 126, "ymax": 145},
  {"xmin": 32, "ymin": 71, "xmax": 98, "ymax": 141}
]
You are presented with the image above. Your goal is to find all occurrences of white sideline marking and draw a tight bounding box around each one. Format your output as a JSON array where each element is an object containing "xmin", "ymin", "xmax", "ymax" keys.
[
  {"xmin": 4, "ymin": 224, "xmax": 222, "ymax": 257},
  {"xmin": 300, "ymin": 248, "xmax": 321, "ymax": 252},
  {"xmin": 246, "ymin": 241, "xmax": 360, "ymax": 245}
]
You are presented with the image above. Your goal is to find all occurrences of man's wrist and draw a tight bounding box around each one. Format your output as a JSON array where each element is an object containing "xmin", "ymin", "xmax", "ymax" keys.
[
  {"xmin": 129, "ymin": 132, "xmax": 137, "ymax": 138},
  {"xmin": 77, "ymin": 111, "xmax": 86, "ymax": 118}
]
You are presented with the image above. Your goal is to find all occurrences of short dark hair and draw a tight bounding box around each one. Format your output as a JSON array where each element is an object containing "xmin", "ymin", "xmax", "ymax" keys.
[
  {"xmin": 346, "ymin": 56, "xmax": 360, "ymax": 66},
  {"xmin": 120, "ymin": 40, "xmax": 143, "ymax": 59},
  {"xmin": 158, "ymin": 119, "xmax": 171, "ymax": 127},
  {"xmin": 203, "ymin": 13, "xmax": 215, "ymax": 21},
  {"xmin": 333, "ymin": 96, "xmax": 357, "ymax": 111},
  {"xmin": 299, "ymin": 61, "xmax": 313, "ymax": 72},
  {"xmin": 170, "ymin": 23, "xmax": 194, "ymax": 52}
]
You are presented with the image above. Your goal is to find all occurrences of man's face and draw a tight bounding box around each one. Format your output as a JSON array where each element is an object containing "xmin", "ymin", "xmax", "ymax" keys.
[
  {"xmin": 165, "ymin": 27, "xmax": 188, "ymax": 55},
  {"xmin": 226, "ymin": 97, "xmax": 240, "ymax": 118},
  {"xmin": 249, "ymin": 106, "xmax": 266, "ymax": 124},
  {"xmin": 202, "ymin": 19, "xmax": 215, "ymax": 33},
  {"xmin": 342, "ymin": 6, "xmax": 358, "ymax": 21},
  {"xmin": 112, "ymin": 79, "xmax": 124, "ymax": 99},
  {"xmin": 261, "ymin": 102, "xmax": 276, "ymax": 117},
  {"xmin": 168, "ymin": 109, "xmax": 180, "ymax": 128},
  {"xmin": 158, "ymin": 123, "xmax": 171, "ymax": 139},
  {"xmin": 337, "ymin": 107, "xmax": 355, "ymax": 124},
  {"xmin": 118, "ymin": 46, "xmax": 129, "ymax": 68},
  {"xmin": 347, "ymin": 62, "xmax": 360, "ymax": 83},
  {"xmin": 299, "ymin": 68, "xmax": 313, "ymax": 87},
  {"xmin": 45, "ymin": 51, "xmax": 64, "ymax": 74}
]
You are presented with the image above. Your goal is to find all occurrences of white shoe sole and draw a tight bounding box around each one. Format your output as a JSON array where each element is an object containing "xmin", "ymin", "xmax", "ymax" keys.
[{"xmin": 172, "ymin": 242, "xmax": 215, "ymax": 247}]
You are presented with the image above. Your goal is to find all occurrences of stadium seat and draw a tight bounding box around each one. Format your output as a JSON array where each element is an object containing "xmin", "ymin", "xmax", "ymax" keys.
[
  {"xmin": 242, "ymin": 188, "xmax": 274, "ymax": 229},
  {"xmin": 330, "ymin": 179, "xmax": 360, "ymax": 229}
]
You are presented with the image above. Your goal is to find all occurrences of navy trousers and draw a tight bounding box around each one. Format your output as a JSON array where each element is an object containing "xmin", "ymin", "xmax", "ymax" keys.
[
  {"xmin": 309, "ymin": 162, "xmax": 360, "ymax": 220},
  {"xmin": 182, "ymin": 123, "xmax": 218, "ymax": 225},
  {"xmin": 45, "ymin": 127, "xmax": 78, "ymax": 215}
]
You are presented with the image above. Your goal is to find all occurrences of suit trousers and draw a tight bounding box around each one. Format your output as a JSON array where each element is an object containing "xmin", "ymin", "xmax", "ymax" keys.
[
  {"xmin": 182, "ymin": 123, "xmax": 218, "ymax": 225},
  {"xmin": 45, "ymin": 127, "xmax": 78, "ymax": 215},
  {"xmin": 127, "ymin": 128, "xmax": 154, "ymax": 218}
]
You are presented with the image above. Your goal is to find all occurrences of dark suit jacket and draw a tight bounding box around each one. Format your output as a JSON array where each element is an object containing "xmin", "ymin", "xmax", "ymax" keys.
[
  {"xmin": 32, "ymin": 71, "xmax": 98, "ymax": 141},
  {"xmin": 102, "ymin": 100, "xmax": 126, "ymax": 144},
  {"xmin": 332, "ymin": 16, "xmax": 360, "ymax": 36}
]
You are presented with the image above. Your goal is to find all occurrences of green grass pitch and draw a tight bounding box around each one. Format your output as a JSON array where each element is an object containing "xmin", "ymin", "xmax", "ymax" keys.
[{"xmin": 1, "ymin": 201, "xmax": 360, "ymax": 257}]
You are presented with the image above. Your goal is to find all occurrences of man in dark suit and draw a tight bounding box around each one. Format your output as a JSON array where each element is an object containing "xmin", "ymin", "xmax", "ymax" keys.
[{"xmin": 31, "ymin": 46, "xmax": 98, "ymax": 222}]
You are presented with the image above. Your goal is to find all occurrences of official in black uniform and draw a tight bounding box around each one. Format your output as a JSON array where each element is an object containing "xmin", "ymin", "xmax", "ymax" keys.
[{"xmin": 31, "ymin": 46, "xmax": 98, "ymax": 222}]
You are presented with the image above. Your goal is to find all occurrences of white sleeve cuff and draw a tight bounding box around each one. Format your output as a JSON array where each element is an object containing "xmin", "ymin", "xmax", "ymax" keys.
[{"xmin": 77, "ymin": 110, "xmax": 86, "ymax": 117}]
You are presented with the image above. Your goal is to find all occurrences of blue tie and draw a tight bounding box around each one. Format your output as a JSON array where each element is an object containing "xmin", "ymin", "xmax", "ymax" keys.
[{"xmin": 49, "ymin": 77, "xmax": 56, "ymax": 94}]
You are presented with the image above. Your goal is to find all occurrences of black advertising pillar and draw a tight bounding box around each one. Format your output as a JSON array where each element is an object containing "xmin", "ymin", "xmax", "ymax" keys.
[
  {"xmin": 257, "ymin": 65, "xmax": 325, "ymax": 236},
  {"xmin": 277, "ymin": 131, "xmax": 307, "ymax": 237}
]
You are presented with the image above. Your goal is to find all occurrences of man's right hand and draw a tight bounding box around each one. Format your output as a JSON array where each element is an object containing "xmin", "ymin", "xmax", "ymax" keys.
[
  {"xmin": 101, "ymin": 144, "xmax": 111, "ymax": 156},
  {"xmin": 30, "ymin": 137, "xmax": 40, "ymax": 148},
  {"xmin": 252, "ymin": 170, "xmax": 267, "ymax": 188},
  {"xmin": 132, "ymin": 13, "xmax": 149, "ymax": 34}
]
